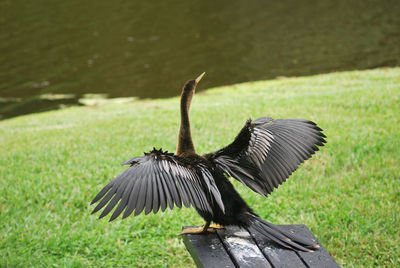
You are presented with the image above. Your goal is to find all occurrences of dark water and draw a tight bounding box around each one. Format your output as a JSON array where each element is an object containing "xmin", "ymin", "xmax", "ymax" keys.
[{"xmin": 1, "ymin": 0, "xmax": 399, "ymax": 119}]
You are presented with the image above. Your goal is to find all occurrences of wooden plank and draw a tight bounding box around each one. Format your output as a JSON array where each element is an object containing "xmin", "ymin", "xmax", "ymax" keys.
[
  {"xmin": 278, "ymin": 225, "xmax": 340, "ymax": 268},
  {"xmin": 216, "ymin": 226, "xmax": 271, "ymax": 268},
  {"xmin": 182, "ymin": 227, "xmax": 236, "ymax": 268},
  {"xmin": 183, "ymin": 225, "xmax": 339, "ymax": 268},
  {"xmin": 247, "ymin": 227, "xmax": 306, "ymax": 268}
]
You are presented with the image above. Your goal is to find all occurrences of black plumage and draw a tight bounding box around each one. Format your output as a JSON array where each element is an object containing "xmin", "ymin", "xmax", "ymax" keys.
[{"xmin": 91, "ymin": 73, "xmax": 326, "ymax": 251}]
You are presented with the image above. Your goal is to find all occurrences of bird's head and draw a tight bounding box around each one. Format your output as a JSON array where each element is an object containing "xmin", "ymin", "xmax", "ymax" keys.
[{"xmin": 182, "ymin": 72, "xmax": 205, "ymax": 94}]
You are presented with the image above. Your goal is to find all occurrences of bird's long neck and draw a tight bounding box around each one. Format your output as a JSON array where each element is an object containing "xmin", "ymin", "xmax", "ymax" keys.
[{"xmin": 177, "ymin": 89, "xmax": 195, "ymax": 155}]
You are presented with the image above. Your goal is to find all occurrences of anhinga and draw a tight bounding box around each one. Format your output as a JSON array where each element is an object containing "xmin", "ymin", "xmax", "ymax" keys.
[{"xmin": 91, "ymin": 73, "xmax": 326, "ymax": 251}]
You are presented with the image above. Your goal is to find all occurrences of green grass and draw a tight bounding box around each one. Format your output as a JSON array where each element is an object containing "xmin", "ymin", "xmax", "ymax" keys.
[{"xmin": 1, "ymin": 68, "xmax": 399, "ymax": 267}]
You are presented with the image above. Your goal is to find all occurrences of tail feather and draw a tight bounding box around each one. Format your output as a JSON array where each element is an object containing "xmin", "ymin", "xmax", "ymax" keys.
[{"xmin": 248, "ymin": 215, "xmax": 319, "ymax": 252}]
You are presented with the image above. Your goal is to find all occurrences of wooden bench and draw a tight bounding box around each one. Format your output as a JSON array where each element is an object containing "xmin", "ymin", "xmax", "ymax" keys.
[{"xmin": 182, "ymin": 225, "xmax": 339, "ymax": 268}]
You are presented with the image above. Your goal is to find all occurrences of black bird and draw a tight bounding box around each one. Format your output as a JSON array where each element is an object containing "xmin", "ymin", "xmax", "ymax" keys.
[{"xmin": 91, "ymin": 73, "xmax": 326, "ymax": 251}]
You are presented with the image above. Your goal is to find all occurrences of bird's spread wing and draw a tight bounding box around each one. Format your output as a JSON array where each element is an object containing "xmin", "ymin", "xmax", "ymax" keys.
[
  {"xmin": 91, "ymin": 148, "xmax": 224, "ymax": 221},
  {"xmin": 204, "ymin": 117, "xmax": 326, "ymax": 197}
]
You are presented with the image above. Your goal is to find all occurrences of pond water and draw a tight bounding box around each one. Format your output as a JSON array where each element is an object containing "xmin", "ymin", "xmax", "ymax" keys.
[{"xmin": 1, "ymin": 0, "xmax": 399, "ymax": 119}]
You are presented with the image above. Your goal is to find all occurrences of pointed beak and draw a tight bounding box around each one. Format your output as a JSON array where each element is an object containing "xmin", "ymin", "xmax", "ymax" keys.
[{"xmin": 195, "ymin": 72, "xmax": 206, "ymax": 85}]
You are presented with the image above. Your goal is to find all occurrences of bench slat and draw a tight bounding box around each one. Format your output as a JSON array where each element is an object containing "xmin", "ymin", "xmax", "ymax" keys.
[
  {"xmin": 182, "ymin": 231, "xmax": 236, "ymax": 268},
  {"xmin": 216, "ymin": 226, "xmax": 272, "ymax": 268},
  {"xmin": 182, "ymin": 225, "xmax": 340, "ymax": 268}
]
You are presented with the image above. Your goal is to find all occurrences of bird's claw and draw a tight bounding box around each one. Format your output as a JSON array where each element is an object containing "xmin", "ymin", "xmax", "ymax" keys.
[
  {"xmin": 209, "ymin": 223, "xmax": 225, "ymax": 229},
  {"xmin": 179, "ymin": 226, "xmax": 216, "ymax": 235}
]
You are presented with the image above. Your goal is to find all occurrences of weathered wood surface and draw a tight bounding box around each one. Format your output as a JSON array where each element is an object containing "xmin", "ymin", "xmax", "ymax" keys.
[
  {"xmin": 183, "ymin": 231, "xmax": 235, "ymax": 268},
  {"xmin": 182, "ymin": 224, "xmax": 340, "ymax": 268}
]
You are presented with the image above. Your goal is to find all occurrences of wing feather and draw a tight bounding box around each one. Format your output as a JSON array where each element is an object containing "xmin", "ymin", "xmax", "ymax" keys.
[
  {"xmin": 110, "ymin": 177, "xmax": 136, "ymax": 221},
  {"xmin": 92, "ymin": 186, "xmax": 117, "ymax": 214},
  {"xmin": 151, "ymin": 171, "xmax": 160, "ymax": 214},
  {"xmin": 99, "ymin": 177, "xmax": 131, "ymax": 219},
  {"xmin": 175, "ymin": 175, "xmax": 191, "ymax": 208},
  {"xmin": 144, "ymin": 168, "xmax": 154, "ymax": 215},
  {"xmin": 205, "ymin": 117, "xmax": 326, "ymax": 197},
  {"xmin": 154, "ymin": 170, "xmax": 167, "ymax": 212},
  {"xmin": 133, "ymin": 176, "xmax": 147, "ymax": 216},
  {"xmin": 92, "ymin": 149, "xmax": 223, "ymax": 220},
  {"xmin": 167, "ymin": 164, "xmax": 183, "ymax": 208},
  {"xmin": 158, "ymin": 168, "xmax": 175, "ymax": 210},
  {"xmin": 122, "ymin": 172, "xmax": 143, "ymax": 218},
  {"xmin": 185, "ymin": 170, "xmax": 210, "ymax": 212},
  {"xmin": 178, "ymin": 175, "xmax": 197, "ymax": 208}
]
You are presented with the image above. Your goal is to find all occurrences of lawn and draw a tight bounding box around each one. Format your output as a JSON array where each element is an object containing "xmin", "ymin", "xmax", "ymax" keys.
[{"xmin": 0, "ymin": 68, "xmax": 399, "ymax": 267}]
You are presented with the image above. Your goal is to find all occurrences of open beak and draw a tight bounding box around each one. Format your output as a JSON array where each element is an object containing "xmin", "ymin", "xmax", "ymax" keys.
[{"xmin": 195, "ymin": 72, "xmax": 206, "ymax": 85}]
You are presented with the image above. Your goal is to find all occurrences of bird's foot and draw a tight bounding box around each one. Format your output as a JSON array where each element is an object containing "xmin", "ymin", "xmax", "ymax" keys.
[
  {"xmin": 209, "ymin": 223, "xmax": 225, "ymax": 230},
  {"xmin": 179, "ymin": 224, "xmax": 214, "ymax": 235}
]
